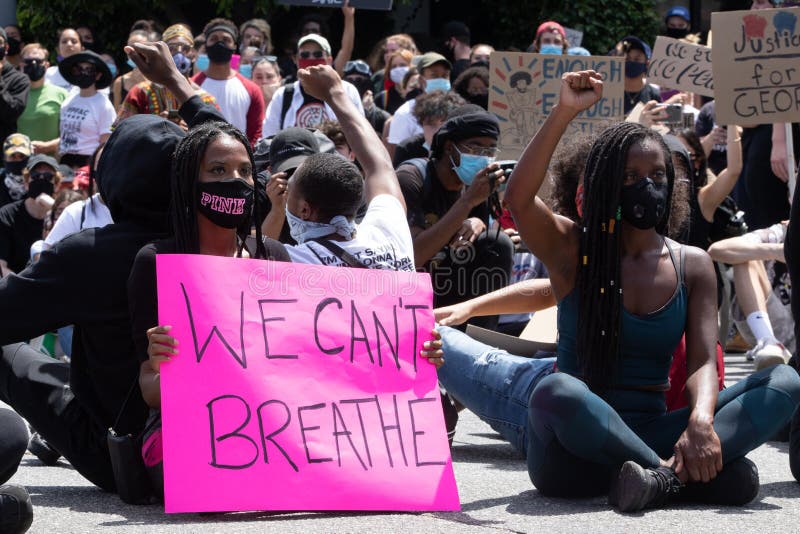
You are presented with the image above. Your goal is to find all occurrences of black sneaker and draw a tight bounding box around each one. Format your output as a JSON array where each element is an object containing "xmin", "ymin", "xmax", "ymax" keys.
[
  {"xmin": 609, "ymin": 461, "xmax": 682, "ymax": 512},
  {"xmin": 440, "ymin": 391, "xmax": 459, "ymax": 447},
  {"xmin": 0, "ymin": 485, "xmax": 33, "ymax": 533},
  {"xmin": 678, "ymin": 456, "xmax": 759, "ymax": 506},
  {"xmin": 28, "ymin": 433, "xmax": 61, "ymax": 466}
]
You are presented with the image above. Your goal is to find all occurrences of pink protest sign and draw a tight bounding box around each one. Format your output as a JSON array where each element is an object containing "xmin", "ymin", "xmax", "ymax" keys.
[{"xmin": 156, "ymin": 254, "xmax": 459, "ymax": 513}]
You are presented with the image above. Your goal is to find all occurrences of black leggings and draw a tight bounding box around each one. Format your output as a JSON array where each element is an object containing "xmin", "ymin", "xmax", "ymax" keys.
[
  {"xmin": 0, "ymin": 408, "xmax": 28, "ymax": 485},
  {"xmin": 0, "ymin": 343, "xmax": 115, "ymax": 491}
]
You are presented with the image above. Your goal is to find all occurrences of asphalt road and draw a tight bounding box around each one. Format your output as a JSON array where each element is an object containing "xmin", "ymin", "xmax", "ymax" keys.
[{"xmin": 10, "ymin": 353, "xmax": 800, "ymax": 533}]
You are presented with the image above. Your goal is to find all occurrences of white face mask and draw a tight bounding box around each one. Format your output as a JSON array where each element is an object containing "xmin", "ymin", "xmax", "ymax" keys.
[
  {"xmin": 285, "ymin": 206, "xmax": 357, "ymax": 244},
  {"xmin": 389, "ymin": 66, "xmax": 409, "ymax": 84}
]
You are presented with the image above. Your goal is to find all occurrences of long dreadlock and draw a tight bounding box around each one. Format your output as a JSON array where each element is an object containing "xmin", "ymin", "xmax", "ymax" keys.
[
  {"xmin": 169, "ymin": 121, "xmax": 267, "ymax": 259},
  {"xmin": 576, "ymin": 122, "xmax": 675, "ymax": 390}
]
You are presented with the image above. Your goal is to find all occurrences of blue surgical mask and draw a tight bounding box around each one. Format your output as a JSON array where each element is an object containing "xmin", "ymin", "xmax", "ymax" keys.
[
  {"xmin": 539, "ymin": 44, "xmax": 563, "ymax": 55},
  {"xmin": 450, "ymin": 146, "xmax": 494, "ymax": 186},
  {"xmin": 239, "ymin": 64, "xmax": 252, "ymax": 79},
  {"xmin": 425, "ymin": 77, "xmax": 451, "ymax": 93},
  {"xmin": 127, "ymin": 58, "xmax": 137, "ymax": 70},
  {"xmin": 195, "ymin": 54, "xmax": 210, "ymax": 72},
  {"xmin": 285, "ymin": 206, "xmax": 357, "ymax": 244},
  {"xmin": 106, "ymin": 62, "xmax": 117, "ymax": 78}
]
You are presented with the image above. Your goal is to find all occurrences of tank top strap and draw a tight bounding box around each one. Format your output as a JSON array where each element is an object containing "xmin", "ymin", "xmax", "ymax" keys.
[{"xmin": 663, "ymin": 237, "xmax": 685, "ymax": 286}]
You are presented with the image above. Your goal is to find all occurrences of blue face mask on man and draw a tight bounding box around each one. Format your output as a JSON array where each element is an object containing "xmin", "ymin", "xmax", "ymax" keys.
[
  {"xmin": 539, "ymin": 44, "xmax": 563, "ymax": 55},
  {"xmin": 425, "ymin": 77, "xmax": 451, "ymax": 93},
  {"xmin": 450, "ymin": 145, "xmax": 494, "ymax": 186},
  {"xmin": 195, "ymin": 54, "xmax": 210, "ymax": 72}
]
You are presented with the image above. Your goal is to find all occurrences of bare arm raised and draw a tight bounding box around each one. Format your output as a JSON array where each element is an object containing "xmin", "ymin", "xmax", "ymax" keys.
[
  {"xmin": 504, "ymin": 70, "xmax": 603, "ymax": 295},
  {"xmin": 298, "ymin": 65, "xmax": 405, "ymax": 211}
]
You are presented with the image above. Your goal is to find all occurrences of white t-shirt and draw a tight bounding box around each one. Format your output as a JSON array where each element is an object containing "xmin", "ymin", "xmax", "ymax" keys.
[
  {"xmin": 59, "ymin": 92, "xmax": 115, "ymax": 156},
  {"xmin": 262, "ymin": 80, "xmax": 365, "ymax": 138},
  {"xmin": 198, "ymin": 76, "xmax": 251, "ymax": 135},
  {"xmin": 45, "ymin": 193, "xmax": 113, "ymax": 246},
  {"xmin": 45, "ymin": 66, "xmax": 72, "ymax": 92},
  {"xmin": 387, "ymin": 99, "xmax": 422, "ymax": 145},
  {"xmin": 286, "ymin": 194, "xmax": 414, "ymax": 271}
]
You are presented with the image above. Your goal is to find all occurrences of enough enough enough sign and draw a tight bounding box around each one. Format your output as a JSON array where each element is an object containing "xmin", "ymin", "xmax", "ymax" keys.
[{"xmin": 156, "ymin": 254, "xmax": 459, "ymax": 513}]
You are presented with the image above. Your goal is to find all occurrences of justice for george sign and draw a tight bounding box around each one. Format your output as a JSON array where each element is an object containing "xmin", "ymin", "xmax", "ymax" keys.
[
  {"xmin": 648, "ymin": 36, "xmax": 713, "ymax": 97},
  {"xmin": 489, "ymin": 52, "xmax": 624, "ymax": 161},
  {"xmin": 156, "ymin": 254, "xmax": 458, "ymax": 513},
  {"xmin": 712, "ymin": 7, "xmax": 800, "ymax": 126}
]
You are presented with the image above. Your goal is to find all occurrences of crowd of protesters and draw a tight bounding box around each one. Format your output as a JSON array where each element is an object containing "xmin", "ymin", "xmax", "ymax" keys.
[{"xmin": 0, "ymin": 0, "xmax": 798, "ymax": 530}]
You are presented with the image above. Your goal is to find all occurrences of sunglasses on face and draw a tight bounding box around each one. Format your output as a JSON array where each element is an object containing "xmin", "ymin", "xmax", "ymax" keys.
[
  {"xmin": 168, "ymin": 43, "xmax": 192, "ymax": 55},
  {"xmin": 458, "ymin": 143, "xmax": 500, "ymax": 158},
  {"xmin": 23, "ymin": 58, "xmax": 45, "ymax": 66},
  {"xmin": 30, "ymin": 172, "xmax": 55, "ymax": 181},
  {"xmin": 299, "ymin": 50, "xmax": 324, "ymax": 59}
]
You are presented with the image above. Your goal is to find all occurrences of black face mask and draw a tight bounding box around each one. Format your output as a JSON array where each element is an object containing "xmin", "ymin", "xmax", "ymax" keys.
[
  {"xmin": 73, "ymin": 73, "xmax": 97, "ymax": 89},
  {"xmin": 83, "ymin": 41, "xmax": 99, "ymax": 53},
  {"xmin": 23, "ymin": 63, "xmax": 46, "ymax": 82},
  {"xmin": 197, "ymin": 178, "xmax": 254, "ymax": 229},
  {"xmin": 620, "ymin": 178, "xmax": 668, "ymax": 230},
  {"xmin": 4, "ymin": 159, "xmax": 27, "ymax": 175},
  {"xmin": 6, "ymin": 37, "xmax": 21, "ymax": 56},
  {"xmin": 405, "ymin": 87, "xmax": 423, "ymax": 101},
  {"xmin": 665, "ymin": 27, "xmax": 689, "ymax": 40},
  {"xmin": 206, "ymin": 41, "xmax": 235, "ymax": 64},
  {"xmin": 27, "ymin": 179, "xmax": 55, "ymax": 199},
  {"xmin": 0, "ymin": 47, "xmax": 6, "ymax": 61},
  {"xmin": 466, "ymin": 92, "xmax": 489, "ymax": 109}
]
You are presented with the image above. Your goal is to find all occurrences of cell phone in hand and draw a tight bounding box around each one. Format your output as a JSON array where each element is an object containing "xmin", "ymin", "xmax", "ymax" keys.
[
  {"xmin": 658, "ymin": 104, "xmax": 683, "ymax": 125},
  {"xmin": 167, "ymin": 109, "xmax": 180, "ymax": 120}
]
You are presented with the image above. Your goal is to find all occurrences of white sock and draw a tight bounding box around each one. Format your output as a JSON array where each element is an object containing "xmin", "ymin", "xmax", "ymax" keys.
[{"xmin": 746, "ymin": 311, "xmax": 775, "ymax": 344}]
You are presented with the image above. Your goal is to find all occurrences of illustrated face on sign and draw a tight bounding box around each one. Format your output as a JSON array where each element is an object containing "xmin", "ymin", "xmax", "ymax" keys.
[{"xmin": 514, "ymin": 79, "xmax": 529, "ymax": 92}]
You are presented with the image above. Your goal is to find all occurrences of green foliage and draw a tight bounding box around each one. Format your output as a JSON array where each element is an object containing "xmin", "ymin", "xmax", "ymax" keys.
[{"xmin": 484, "ymin": 0, "xmax": 660, "ymax": 55}]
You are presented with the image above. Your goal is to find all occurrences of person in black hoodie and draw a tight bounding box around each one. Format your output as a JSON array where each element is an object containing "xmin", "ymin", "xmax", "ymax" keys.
[
  {"xmin": 0, "ymin": 41, "xmax": 227, "ymax": 492},
  {"xmin": 0, "ymin": 28, "xmax": 30, "ymax": 146}
]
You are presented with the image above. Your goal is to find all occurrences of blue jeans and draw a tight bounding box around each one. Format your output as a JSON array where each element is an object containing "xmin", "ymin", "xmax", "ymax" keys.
[{"xmin": 436, "ymin": 326, "xmax": 556, "ymax": 453}]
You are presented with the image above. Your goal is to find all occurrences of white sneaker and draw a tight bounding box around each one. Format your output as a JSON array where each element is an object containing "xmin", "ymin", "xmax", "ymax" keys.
[{"xmin": 749, "ymin": 338, "xmax": 792, "ymax": 370}]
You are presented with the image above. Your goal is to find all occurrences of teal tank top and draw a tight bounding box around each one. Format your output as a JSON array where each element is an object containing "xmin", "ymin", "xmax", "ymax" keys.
[{"xmin": 556, "ymin": 243, "xmax": 687, "ymax": 388}]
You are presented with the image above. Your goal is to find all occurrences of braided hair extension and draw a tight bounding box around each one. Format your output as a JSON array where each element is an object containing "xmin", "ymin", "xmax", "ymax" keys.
[
  {"xmin": 576, "ymin": 122, "xmax": 675, "ymax": 390},
  {"xmin": 169, "ymin": 121, "xmax": 267, "ymax": 259}
]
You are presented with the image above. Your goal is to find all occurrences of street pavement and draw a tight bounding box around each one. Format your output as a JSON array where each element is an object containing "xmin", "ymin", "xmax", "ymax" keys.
[{"xmin": 10, "ymin": 353, "xmax": 800, "ymax": 533}]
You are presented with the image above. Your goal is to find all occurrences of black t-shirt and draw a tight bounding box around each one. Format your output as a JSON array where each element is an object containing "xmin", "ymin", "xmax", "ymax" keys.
[
  {"xmin": 127, "ymin": 237, "xmax": 291, "ymax": 365},
  {"xmin": 624, "ymin": 84, "xmax": 661, "ymax": 115},
  {"xmin": 0, "ymin": 170, "xmax": 19, "ymax": 209},
  {"xmin": 393, "ymin": 133, "xmax": 428, "ymax": 168},
  {"xmin": 0, "ymin": 199, "xmax": 43, "ymax": 273},
  {"xmin": 397, "ymin": 158, "xmax": 489, "ymax": 242},
  {"xmin": 374, "ymin": 87, "xmax": 406, "ymax": 115},
  {"xmin": 365, "ymin": 105, "xmax": 390, "ymax": 136}
]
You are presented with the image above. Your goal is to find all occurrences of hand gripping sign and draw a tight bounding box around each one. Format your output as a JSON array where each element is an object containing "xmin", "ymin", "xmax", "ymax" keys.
[{"xmin": 156, "ymin": 254, "xmax": 459, "ymax": 513}]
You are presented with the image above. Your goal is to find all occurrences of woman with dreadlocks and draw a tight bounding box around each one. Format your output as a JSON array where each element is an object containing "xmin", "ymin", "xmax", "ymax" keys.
[
  {"xmin": 446, "ymin": 70, "xmax": 800, "ymax": 512},
  {"xmin": 126, "ymin": 120, "xmax": 290, "ymax": 497}
]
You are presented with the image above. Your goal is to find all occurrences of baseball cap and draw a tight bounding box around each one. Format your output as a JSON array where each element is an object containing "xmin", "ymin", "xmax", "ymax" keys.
[
  {"xmin": 3, "ymin": 133, "xmax": 31, "ymax": 159},
  {"xmin": 666, "ymin": 6, "xmax": 691, "ymax": 23},
  {"xmin": 536, "ymin": 21, "xmax": 566, "ymax": 40},
  {"xmin": 269, "ymin": 128, "xmax": 322, "ymax": 174},
  {"xmin": 621, "ymin": 36, "xmax": 652, "ymax": 60},
  {"xmin": 417, "ymin": 52, "xmax": 452, "ymax": 73},
  {"xmin": 298, "ymin": 34, "xmax": 331, "ymax": 56},
  {"xmin": 58, "ymin": 164, "xmax": 75, "ymax": 184},
  {"xmin": 26, "ymin": 154, "xmax": 59, "ymax": 172}
]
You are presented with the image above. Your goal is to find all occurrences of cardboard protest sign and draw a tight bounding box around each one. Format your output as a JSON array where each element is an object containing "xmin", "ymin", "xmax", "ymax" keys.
[
  {"xmin": 647, "ymin": 36, "xmax": 714, "ymax": 97},
  {"xmin": 489, "ymin": 52, "xmax": 624, "ymax": 161},
  {"xmin": 156, "ymin": 255, "xmax": 458, "ymax": 513},
  {"xmin": 712, "ymin": 7, "xmax": 800, "ymax": 126},
  {"xmin": 277, "ymin": 0, "xmax": 393, "ymax": 10}
]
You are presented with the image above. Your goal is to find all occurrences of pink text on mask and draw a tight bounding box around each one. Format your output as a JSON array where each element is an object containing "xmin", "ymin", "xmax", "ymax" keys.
[{"xmin": 200, "ymin": 193, "xmax": 246, "ymax": 215}]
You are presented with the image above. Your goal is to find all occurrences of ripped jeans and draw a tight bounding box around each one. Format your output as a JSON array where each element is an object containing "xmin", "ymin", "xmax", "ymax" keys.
[{"xmin": 436, "ymin": 326, "xmax": 556, "ymax": 453}]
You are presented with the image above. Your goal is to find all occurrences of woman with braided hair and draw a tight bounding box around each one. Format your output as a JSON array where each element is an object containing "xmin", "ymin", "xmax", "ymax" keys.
[{"xmin": 438, "ymin": 70, "xmax": 800, "ymax": 513}]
